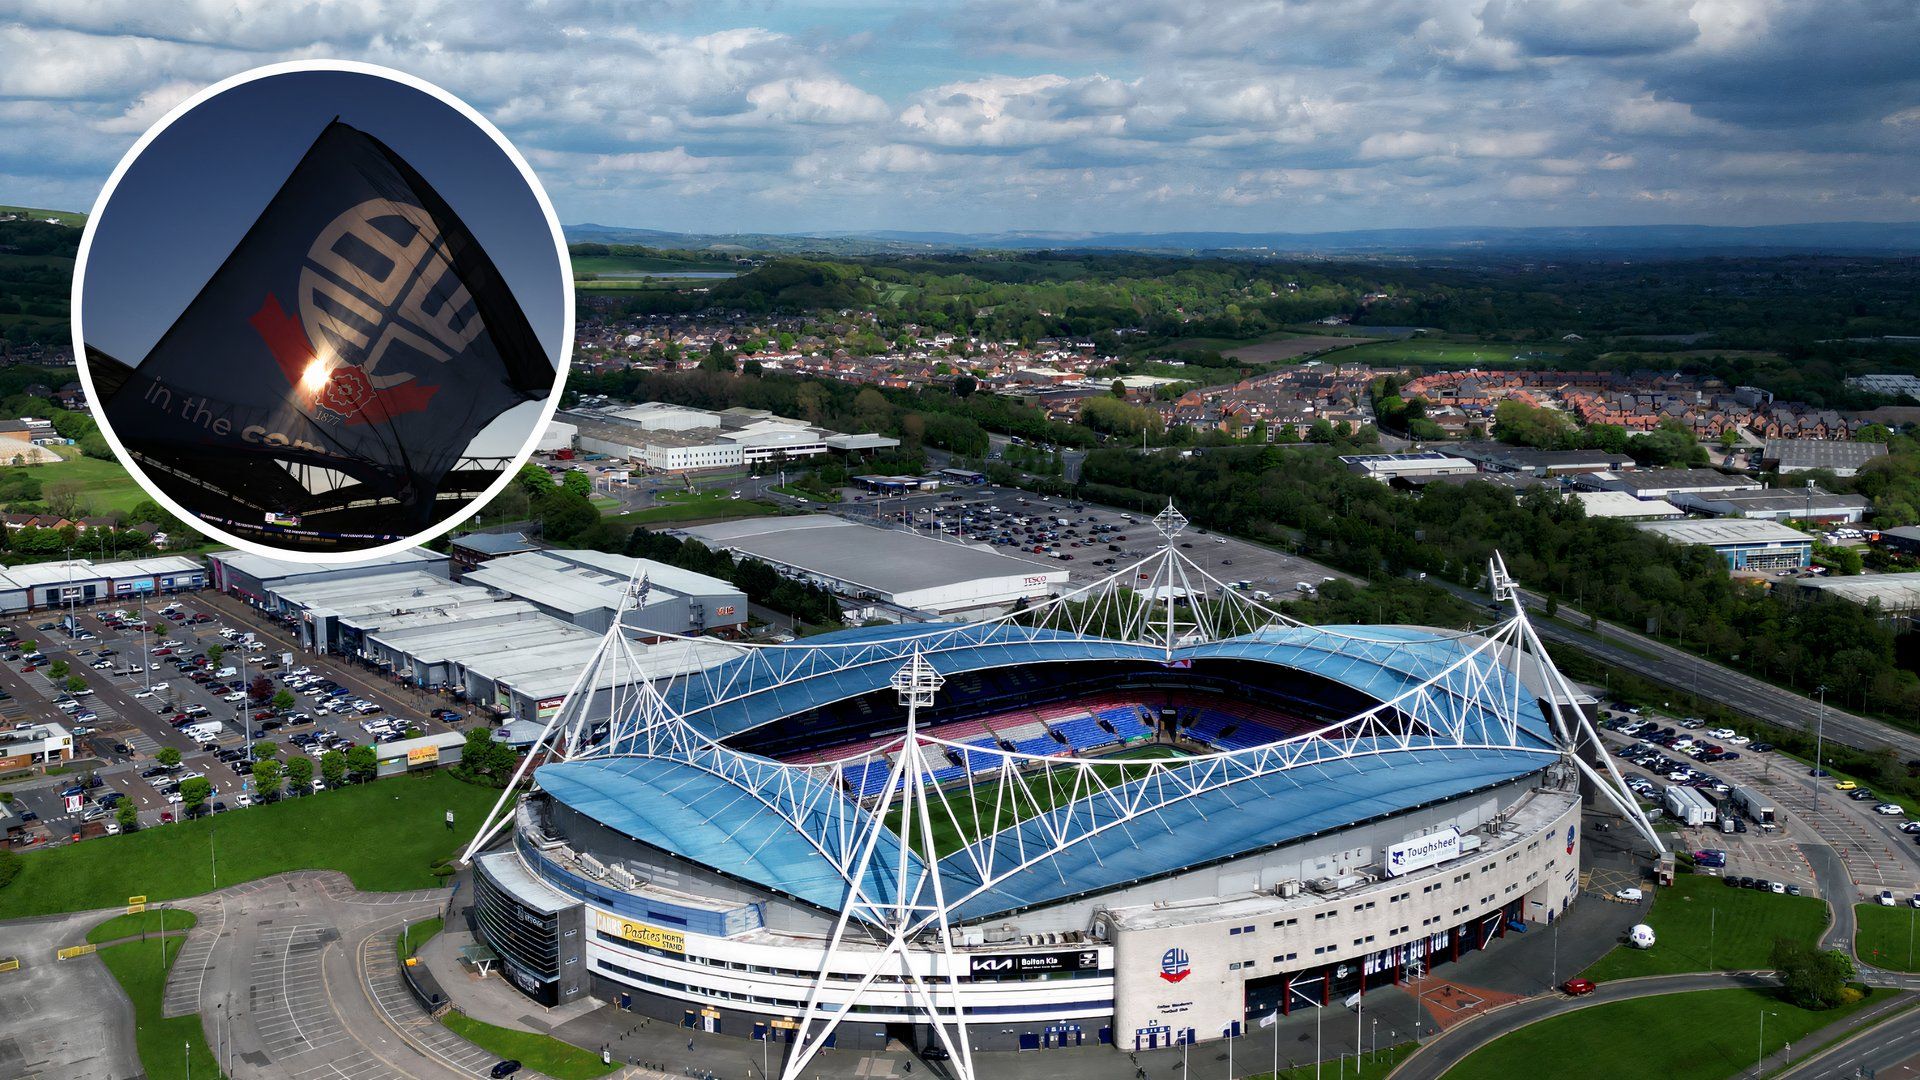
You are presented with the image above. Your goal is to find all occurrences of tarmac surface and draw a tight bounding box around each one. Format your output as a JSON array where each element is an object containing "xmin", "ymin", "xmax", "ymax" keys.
[{"xmin": 0, "ymin": 908, "xmax": 143, "ymax": 1080}]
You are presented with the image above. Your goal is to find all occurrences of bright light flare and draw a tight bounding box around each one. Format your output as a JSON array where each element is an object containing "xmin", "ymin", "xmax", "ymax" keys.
[{"xmin": 300, "ymin": 359, "xmax": 330, "ymax": 392}]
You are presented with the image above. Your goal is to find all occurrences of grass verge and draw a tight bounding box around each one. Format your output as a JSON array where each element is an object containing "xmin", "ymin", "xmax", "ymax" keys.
[
  {"xmin": 87, "ymin": 907, "xmax": 198, "ymax": 944},
  {"xmin": 1246, "ymin": 1041, "xmax": 1414, "ymax": 1078},
  {"xmin": 1581, "ymin": 874, "xmax": 1828, "ymax": 981},
  {"xmin": 1444, "ymin": 987, "xmax": 1874, "ymax": 1080},
  {"xmin": 0, "ymin": 771, "xmax": 497, "ymax": 918},
  {"xmin": 97, "ymin": 934, "xmax": 224, "ymax": 1080},
  {"xmin": 1853, "ymin": 903, "xmax": 1920, "ymax": 973},
  {"xmin": 398, "ymin": 915, "xmax": 444, "ymax": 965},
  {"xmin": 441, "ymin": 1012, "xmax": 618, "ymax": 1080}
]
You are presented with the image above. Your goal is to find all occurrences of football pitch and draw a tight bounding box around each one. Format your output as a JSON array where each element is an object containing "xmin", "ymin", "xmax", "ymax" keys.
[{"xmin": 885, "ymin": 742, "xmax": 1190, "ymax": 859}]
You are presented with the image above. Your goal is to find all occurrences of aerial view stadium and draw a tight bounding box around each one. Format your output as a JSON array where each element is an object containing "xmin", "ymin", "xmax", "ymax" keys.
[{"xmin": 459, "ymin": 507, "xmax": 1656, "ymax": 1080}]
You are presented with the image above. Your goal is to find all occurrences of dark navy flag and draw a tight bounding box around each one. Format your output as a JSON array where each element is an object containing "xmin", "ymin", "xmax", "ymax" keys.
[{"xmin": 99, "ymin": 120, "xmax": 551, "ymax": 525}]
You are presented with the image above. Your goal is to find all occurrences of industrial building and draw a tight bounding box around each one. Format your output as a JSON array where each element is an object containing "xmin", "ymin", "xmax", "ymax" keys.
[
  {"xmin": 0, "ymin": 556, "xmax": 207, "ymax": 612},
  {"xmin": 1671, "ymin": 488, "xmax": 1871, "ymax": 523},
  {"xmin": 1764, "ymin": 439, "xmax": 1889, "ymax": 477},
  {"xmin": 1568, "ymin": 491, "xmax": 1682, "ymax": 520},
  {"xmin": 563, "ymin": 403, "xmax": 899, "ymax": 473},
  {"xmin": 465, "ymin": 549, "xmax": 746, "ymax": 636},
  {"xmin": 1339, "ymin": 451, "xmax": 1478, "ymax": 483},
  {"xmin": 1634, "ymin": 519, "xmax": 1813, "ymax": 572},
  {"xmin": 1794, "ymin": 576, "xmax": 1920, "ymax": 618},
  {"xmin": 537, "ymin": 419, "xmax": 578, "ymax": 454},
  {"xmin": 206, "ymin": 547, "xmax": 449, "ymax": 605},
  {"xmin": 675, "ymin": 515, "xmax": 1067, "ymax": 620},
  {"xmin": 449, "ymin": 531, "xmax": 542, "ymax": 578},
  {"xmin": 1449, "ymin": 444, "xmax": 1632, "ymax": 477},
  {"xmin": 1574, "ymin": 469, "xmax": 1761, "ymax": 501}
]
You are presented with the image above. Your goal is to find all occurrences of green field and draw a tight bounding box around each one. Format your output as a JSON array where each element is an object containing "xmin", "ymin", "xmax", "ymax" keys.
[
  {"xmin": 442, "ymin": 1012, "xmax": 617, "ymax": 1079},
  {"xmin": 1853, "ymin": 903, "xmax": 1920, "ymax": 973},
  {"xmin": 1444, "ymin": 987, "xmax": 1873, "ymax": 1080},
  {"xmin": 98, "ymin": 935, "xmax": 225, "ymax": 1080},
  {"xmin": 0, "ymin": 454, "xmax": 150, "ymax": 518},
  {"xmin": 603, "ymin": 493, "xmax": 782, "ymax": 528},
  {"xmin": 0, "ymin": 771, "xmax": 496, "ymax": 918},
  {"xmin": 1329, "ymin": 339, "xmax": 1561, "ymax": 367},
  {"xmin": 1581, "ymin": 874, "xmax": 1829, "ymax": 981},
  {"xmin": 87, "ymin": 907, "xmax": 198, "ymax": 944},
  {"xmin": 0, "ymin": 204, "xmax": 86, "ymax": 227},
  {"xmin": 885, "ymin": 743, "xmax": 1187, "ymax": 857},
  {"xmin": 572, "ymin": 254, "xmax": 733, "ymax": 275}
]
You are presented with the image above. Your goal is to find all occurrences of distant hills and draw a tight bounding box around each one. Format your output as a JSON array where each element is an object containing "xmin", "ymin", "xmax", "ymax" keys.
[{"xmin": 566, "ymin": 220, "xmax": 1920, "ymax": 258}]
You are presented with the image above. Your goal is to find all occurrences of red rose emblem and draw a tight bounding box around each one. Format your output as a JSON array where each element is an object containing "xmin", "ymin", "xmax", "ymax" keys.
[{"xmin": 316, "ymin": 365, "xmax": 375, "ymax": 416}]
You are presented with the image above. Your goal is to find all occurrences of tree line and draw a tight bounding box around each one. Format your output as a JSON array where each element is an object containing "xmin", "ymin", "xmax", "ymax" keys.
[{"xmin": 1074, "ymin": 444, "xmax": 1920, "ymax": 721}]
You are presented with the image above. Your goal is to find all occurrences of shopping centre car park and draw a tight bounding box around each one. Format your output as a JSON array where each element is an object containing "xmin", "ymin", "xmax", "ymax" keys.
[
  {"xmin": 2, "ymin": 593, "xmax": 463, "ymax": 836},
  {"xmin": 838, "ymin": 482, "xmax": 1358, "ymax": 599}
]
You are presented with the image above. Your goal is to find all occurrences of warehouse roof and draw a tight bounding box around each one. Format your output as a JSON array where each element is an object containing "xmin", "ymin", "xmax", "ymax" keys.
[
  {"xmin": 1679, "ymin": 490, "xmax": 1872, "ymax": 515},
  {"xmin": 452, "ymin": 531, "xmax": 539, "ymax": 556},
  {"xmin": 1585, "ymin": 468, "xmax": 1760, "ymax": 495},
  {"xmin": 1765, "ymin": 439, "xmax": 1888, "ymax": 472},
  {"xmin": 0, "ymin": 555, "xmax": 204, "ymax": 590},
  {"xmin": 1796, "ymin": 576, "xmax": 1920, "ymax": 613},
  {"xmin": 466, "ymin": 550, "xmax": 736, "ymax": 616},
  {"xmin": 676, "ymin": 516, "xmax": 1062, "ymax": 599},
  {"xmin": 1569, "ymin": 491, "xmax": 1683, "ymax": 519},
  {"xmin": 208, "ymin": 547, "xmax": 442, "ymax": 583},
  {"xmin": 1635, "ymin": 519, "xmax": 1812, "ymax": 546}
]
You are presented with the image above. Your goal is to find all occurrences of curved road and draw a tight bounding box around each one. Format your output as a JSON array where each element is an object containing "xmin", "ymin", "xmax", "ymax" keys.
[
  {"xmin": 1777, "ymin": 999, "xmax": 1920, "ymax": 1078},
  {"xmin": 1390, "ymin": 972, "xmax": 1784, "ymax": 1080}
]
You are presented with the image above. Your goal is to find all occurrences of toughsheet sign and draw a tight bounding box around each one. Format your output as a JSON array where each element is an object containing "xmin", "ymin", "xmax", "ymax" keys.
[{"xmin": 102, "ymin": 120, "xmax": 550, "ymax": 528}]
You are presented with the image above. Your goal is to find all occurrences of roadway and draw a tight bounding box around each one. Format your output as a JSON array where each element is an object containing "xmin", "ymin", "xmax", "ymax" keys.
[
  {"xmin": 1389, "ymin": 972, "xmax": 1785, "ymax": 1080},
  {"xmin": 1777, "ymin": 999, "xmax": 1920, "ymax": 1078},
  {"xmin": 1428, "ymin": 577, "xmax": 1920, "ymax": 761}
]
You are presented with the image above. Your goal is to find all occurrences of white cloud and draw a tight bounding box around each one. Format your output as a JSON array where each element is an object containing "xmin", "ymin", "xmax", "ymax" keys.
[{"xmin": 0, "ymin": 0, "xmax": 1914, "ymax": 232}]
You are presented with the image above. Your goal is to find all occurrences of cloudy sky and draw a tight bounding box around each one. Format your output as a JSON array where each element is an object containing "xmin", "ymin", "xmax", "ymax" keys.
[{"xmin": 2, "ymin": 0, "xmax": 1917, "ymax": 235}]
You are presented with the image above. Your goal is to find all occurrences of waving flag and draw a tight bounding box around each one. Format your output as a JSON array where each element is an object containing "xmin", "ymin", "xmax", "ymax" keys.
[{"xmin": 98, "ymin": 120, "xmax": 552, "ymax": 536}]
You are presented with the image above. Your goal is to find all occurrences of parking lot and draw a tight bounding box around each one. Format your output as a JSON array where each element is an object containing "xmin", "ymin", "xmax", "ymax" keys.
[
  {"xmin": 839, "ymin": 483, "xmax": 1357, "ymax": 599},
  {"xmin": 1598, "ymin": 711, "xmax": 1920, "ymax": 902},
  {"xmin": 3, "ymin": 589, "xmax": 467, "ymax": 843}
]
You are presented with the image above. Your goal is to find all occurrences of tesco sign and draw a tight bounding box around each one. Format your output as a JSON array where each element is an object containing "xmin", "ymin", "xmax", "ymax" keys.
[{"xmin": 1384, "ymin": 827, "xmax": 1462, "ymax": 878}]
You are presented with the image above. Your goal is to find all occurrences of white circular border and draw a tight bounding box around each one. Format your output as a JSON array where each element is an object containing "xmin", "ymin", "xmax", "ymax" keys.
[{"xmin": 70, "ymin": 58, "xmax": 575, "ymax": 565}]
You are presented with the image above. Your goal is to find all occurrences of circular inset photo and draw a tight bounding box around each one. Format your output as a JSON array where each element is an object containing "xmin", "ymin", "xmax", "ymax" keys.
[{"xmin": 73, "ymin": 61, "xmax": 571, "ymax": 560}]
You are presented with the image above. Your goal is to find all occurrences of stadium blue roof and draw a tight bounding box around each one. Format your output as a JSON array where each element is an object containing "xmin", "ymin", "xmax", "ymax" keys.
[
  {"xmin": 938, "ymin": 742, "xmax": 1548, "ymax": 921},
  {"xmin": 662, "ymin": 621, "xmax": 1554, "ymax": 749},
  {"xmin": 535, "ymin": 741, "xmax": 1552, "ymax": 925},
  {"xmin": 536, "ymin": 756, "xmax": 926, "ymax": 914}
]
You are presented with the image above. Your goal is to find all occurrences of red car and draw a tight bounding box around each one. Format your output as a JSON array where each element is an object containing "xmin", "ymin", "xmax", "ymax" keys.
[
  {"xmin": 1562, "ymin": 978, "xmax": 1596, "ymax": 996},
  {"xmin": 153, "ymin": 648, "xmax": 173, "ymax": 656}
]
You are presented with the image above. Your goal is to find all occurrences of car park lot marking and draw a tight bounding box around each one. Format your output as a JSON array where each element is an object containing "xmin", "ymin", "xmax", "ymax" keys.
[
  {"xmin": 359, "ymin": 919, "xmax": 506, "ymax": 1077},
  {"xmin": 252, "ymin": 922, "xmax": 351, "ymax": 1059},
  {"xmin": 161, "ymin": 896, "xmax": 227, "ymax": 1018},
  {"xmin": 292, "ymin": 1047, "xmax": 410, "ymax": 1080}
]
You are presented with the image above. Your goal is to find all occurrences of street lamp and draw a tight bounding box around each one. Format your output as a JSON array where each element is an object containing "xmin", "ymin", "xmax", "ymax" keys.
[
  {"xmin": 1812, "ymin": 684, "xmax": 1828, "ymax": 815},
  {"xmin": 1756, "ymin": 1010, "xmax": 1777, "ymax": 1076}
]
